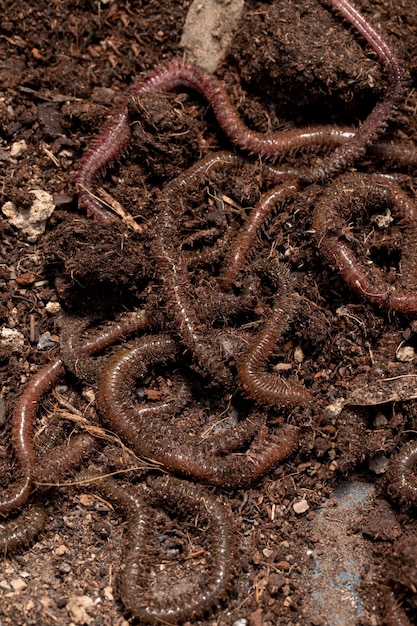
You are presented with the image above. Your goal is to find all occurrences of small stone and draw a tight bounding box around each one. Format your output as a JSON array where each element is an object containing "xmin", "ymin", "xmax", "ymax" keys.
[
  {"xmin": 10, "ymin": 577, "xmax": 27, "ymax": 591},
  {"xmin": 368, "ymin": 453, "xmax": 389, "ymax": 475},
  {"xmin": 37, "ymin": 331, "xmax": 59, "ymax": 351},
  {"xmin": 103, "ymin": 586, "xmax": 114, "ymax": 601},
  {"xmin": 262, "ymin": 547, "xmax": 274, "ymax": 558},
  {"xmin": 372, "ymin": 209, "xmax": 393, "ymax": 228},
  {"xmin": 0, "ymin": 580, "xmax": 11, "ymax": 591},
  {"xmin": 10, "ymin": 139, "xmax": 27, "ymax": 158},
  {"xmin": 55, "ymin": 544, "xmax": 69, "ymax": 556},
  {"xmin": 396, "ymin": 345, "xmax": 414, "ymax": 362},
  {"xmin": 373, "ymin": 412, "xmax": 388, "ymax": 428},
  {"xmin": 323, "ymin": 398, "xmax": 345, "ymax": 418},
  {"xmin": 45, "ymin": 301, "xmax": 61, "ymax": 314},
  {"xmin": 294, "ymin": 346, "xmax": 305, "ymax": 363},
  {"xmin": 293, "ymin": 498, "xmax": 310, "ymax": 514},
  {"xmin": 66, "ymin": 595, "xmax": 94, "ymax": 625},
  {"xmin": 2, "ymin": 189, "xmax": 55, "ymax": 242},
  {"xmin": 79, "ymin": 493, "xmax": 95, "ymax": 507},
  {"xmin": 58, "ymin": 562, "xmax": 72, "ymax": 575},
  {"xmin": 181, "ymin": 0, "xmax": 244, "ymax": 72},
  {"xmin": 1, "ymin": 327, "xmax": 25, "ymax": 351}
]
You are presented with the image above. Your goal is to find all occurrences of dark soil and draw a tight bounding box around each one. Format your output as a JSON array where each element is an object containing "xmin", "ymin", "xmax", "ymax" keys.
[{"xmin": 1, "ymin": 1, "xmax": 417, "ymax": 625}]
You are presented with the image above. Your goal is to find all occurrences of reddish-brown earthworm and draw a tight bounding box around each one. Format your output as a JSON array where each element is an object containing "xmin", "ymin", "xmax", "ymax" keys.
[
  {"xmin": 0, "ymin": 504, "xmax": 47, "ymax": 554},
  {"xmin": 313, "ymin": 173, "xmax": 417, "ymax": 313},
  {"xmin": 96, "ymin": 333, "xmax": 300, "ymax": 488},
  {"xmin": 237, "ymin": 262, "xmax": 312, "ymax": 407},
  {"xmin": 220, "ymin": 179, "xmax": 301, "ymax": 291},
  {"xmin": 0, "ymin": 310, "xmax": 154, "ymax": 516},
  {"xmin": 77, "ymin": 472, "xmax": 235, "ymax": 624}
]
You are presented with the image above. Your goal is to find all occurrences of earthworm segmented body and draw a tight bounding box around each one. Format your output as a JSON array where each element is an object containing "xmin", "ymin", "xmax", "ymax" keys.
[
  {"xmin": 220, "ymin": 179, "xmax": 301, "ymax": 291},
  {"xmin": 313, "ymin": 173, "xmax": 417, "ymax": 313},
  {"xmin": 33, "ymin": 433, "xmax": 99, "ymax": 486},
  {"xmin": 75, "ymin": 0, "xmax": 406, "ymax": 220},
  {"xmin": 152, "ymin": 153, "xmax": 242, "ymax": 385},
  {"xmin": 78, "ymin": 473, "xmax": 235, "ymax": 624},
  {"xmin": 0, "ymin": 358, "xmax": 64, "ymax": 516},
  {"xmin": 0, "ymin": 504, "xmax": 47, "ymax": 554},
  {"xmin": 237, "ymin": 262, "xmax": 312, "ymax": 407},
  {"xmin": 96, "ymin": 334, "xmax": 300, "ymax": 488},
  {"xmin": 302, "ymin": 0, "xmax": 407, "ymax": 183},
  {"xmin": 387, "ymin": 441, "xmax": 417, "ymax": 505}
]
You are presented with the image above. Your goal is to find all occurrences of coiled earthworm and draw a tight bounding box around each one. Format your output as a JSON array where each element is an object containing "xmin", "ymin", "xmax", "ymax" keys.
[
  {"xmin": 313, "ymin": 173, "xmax": 417, "ymax": 313},
  {"xmin": 97, "ymin": 333, "xmax": 300, "ymax": 488},
  {"xmin": 0, "ymin": 504, "xmax": 47, "ymax": 554},
  {"xmin": 77, "ymin": 472, "xmax": 235, "ymax": 624},
  {"xmin": 387, "ymin": 441, "xmax": 417, "ymax": 505},
  {"xmin": 1, "ymin": 310, "xmax": 155, "ymax": 516},
  {"xmin": 237, "ymin": 262, "xmax": 312, "ymax": 407}
]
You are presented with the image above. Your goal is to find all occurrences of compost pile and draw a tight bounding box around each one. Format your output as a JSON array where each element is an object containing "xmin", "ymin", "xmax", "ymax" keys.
[{"xmin": 1, "ymin": 1, "xmax": 417, "ymax": 625}]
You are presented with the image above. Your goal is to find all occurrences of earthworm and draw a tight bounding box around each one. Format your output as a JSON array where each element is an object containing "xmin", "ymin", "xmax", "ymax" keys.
[
  {"xmin": 237, "ymin": 262, "xmax": 312, "ymax": 407},
  {"xmin": 153, "ymin": 154, "xmax": 244, "ymax": 384},
  {"xmin": 387, "ymin": 441, "xmax": 417, "ymax": 505},
  {"xmin": 153, "ymin": 218, "xmax": 230, "ymax": 384},
  {"xmin": 97, "ymin": 333, "xmax": 300, "ymax": 488},
  {"xmin": 0, "ymin": 504, "xmax": 47, "ymax": 554},
  {"xmin": 220, "ymin": 179, "xmax": 300, "ymax": 291},
  {"xmin": 77, "ymin": 472, "xmax": 235, "ymax": 624},
  {"xmin": 153, "ymin": 154, "xmax": 297, "ymax": 381},
  {"xmin": 0, "ymin": 358, "xmax": 64, "ymax": 516},
  {"xmin": 59, "ymin": 310, "xmax": 161, "ymax": 382},
  {"xmin": 33, "ymin": 432, "xmax": 99, "ymax": 485},
  {"xmin": 313, "ymin": 173, "xmax": 417, "ymax": 313}
]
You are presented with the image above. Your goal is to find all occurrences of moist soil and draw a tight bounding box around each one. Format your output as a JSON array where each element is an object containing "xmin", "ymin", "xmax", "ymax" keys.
[{"xmin": 1, "ymin": 1, "xmax": 417, "ymax": 625}]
